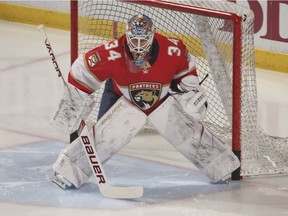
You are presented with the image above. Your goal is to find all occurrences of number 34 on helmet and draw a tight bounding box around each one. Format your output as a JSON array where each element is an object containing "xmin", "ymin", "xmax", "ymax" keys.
[{"xmin": 126, "ymin": 14, "xmax": 156, "ymax": 66}]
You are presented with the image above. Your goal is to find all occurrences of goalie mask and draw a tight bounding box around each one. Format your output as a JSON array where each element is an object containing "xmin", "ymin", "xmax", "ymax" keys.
[{"xmin": 126, "ymin": 14, "xmax": 155, "ymax": 66}]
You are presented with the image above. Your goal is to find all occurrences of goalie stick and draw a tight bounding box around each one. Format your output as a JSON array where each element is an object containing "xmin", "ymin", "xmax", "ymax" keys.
[
  {"xmin": 78, "ymin": 120, "xmax": 144, "ymax": 199},
  {"xmin": 37, "ymin": 24, "xmax": 82, "ymax": 141},
  {"xmin": 37, "ymin": 24, "xmax": 82, "ymax": 100},
  {"xmin": 37, "ymin": 25, "xmax": 70, "ymax": 90}
]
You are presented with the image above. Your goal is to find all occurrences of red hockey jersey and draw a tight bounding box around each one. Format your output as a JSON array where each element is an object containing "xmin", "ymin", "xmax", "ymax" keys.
[{"xmin": 69, "ymin": 33, "xmax": 197, "ymax": 115}]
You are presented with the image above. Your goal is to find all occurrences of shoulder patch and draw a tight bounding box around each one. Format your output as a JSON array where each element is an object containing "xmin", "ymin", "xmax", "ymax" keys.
[{"xmin": 87, "ymin": 52, "xmax": 102, "ymax": 67}]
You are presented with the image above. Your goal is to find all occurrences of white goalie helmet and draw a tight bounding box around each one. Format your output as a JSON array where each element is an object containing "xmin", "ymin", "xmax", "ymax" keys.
[{"xmin": 126, "ymin": 14, "xmax": 156, "ymax": 66}]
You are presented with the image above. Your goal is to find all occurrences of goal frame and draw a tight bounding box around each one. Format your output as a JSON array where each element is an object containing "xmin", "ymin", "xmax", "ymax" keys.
[{"xmin": 70, "ymin": 0, "xmax": 243, "ymax": 180}]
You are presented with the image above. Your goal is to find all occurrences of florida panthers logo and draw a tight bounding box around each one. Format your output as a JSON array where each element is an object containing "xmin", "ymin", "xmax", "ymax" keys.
[{"xmin": 129, "ymin": 82, "xmax": 162, "ymax": 110}]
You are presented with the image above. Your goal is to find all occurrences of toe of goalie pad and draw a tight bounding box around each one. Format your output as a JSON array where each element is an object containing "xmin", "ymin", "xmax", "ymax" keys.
[
  {"xmin": 52, "ymin": 172, "xmax": 75, "ymax": 189},
  {"xmin": 53, "ymin": 152, "xmax": 90, "ymax": 188},
  {"xmin": 202, "ymin": 149, "xmax": 240, "ymax": 182},
  {"xmin": 211, "ymin": 174, "xmax": 231, "ymax": 184}
]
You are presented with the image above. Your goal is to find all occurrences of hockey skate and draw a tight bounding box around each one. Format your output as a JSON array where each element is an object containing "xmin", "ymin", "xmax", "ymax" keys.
[{"xmin": 52, "ymin": 172, "xmax": 74, "ymax": 189}]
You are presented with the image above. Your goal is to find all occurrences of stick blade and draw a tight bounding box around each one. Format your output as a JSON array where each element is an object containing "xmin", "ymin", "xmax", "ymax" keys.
[{"xmin": 99, "ymin": 184, "xmax": 143, "ymax": 199}]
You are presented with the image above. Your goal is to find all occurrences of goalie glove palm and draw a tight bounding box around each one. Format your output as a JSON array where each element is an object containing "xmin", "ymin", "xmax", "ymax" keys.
[{"xmin": 173, "ymin": 90, "xmax": 207, "ymax": 121}]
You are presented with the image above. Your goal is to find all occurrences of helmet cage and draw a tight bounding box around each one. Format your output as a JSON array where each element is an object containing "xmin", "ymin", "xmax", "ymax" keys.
[{"xmin": 126, "ymin": 33, "xmax": 154, "ymax": 64}]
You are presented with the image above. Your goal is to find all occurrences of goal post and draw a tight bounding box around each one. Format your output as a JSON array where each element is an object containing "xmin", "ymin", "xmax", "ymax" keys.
[
  {"xmin": 69, "ymin": 0, "xmax": 288, "ymax": 179},
  {"xmin": 70, "ymin": 0, "xmax": 78, "ymax": 64}
]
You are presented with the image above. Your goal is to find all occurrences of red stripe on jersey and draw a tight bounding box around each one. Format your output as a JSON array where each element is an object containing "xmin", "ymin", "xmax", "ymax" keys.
[
  {"xmin": 68, "ymin": 72, "xmax": 94, "ymax": 94},
  {"xmin": 173, "ymin": 68, "xmax": 198, "ymax": 85}
]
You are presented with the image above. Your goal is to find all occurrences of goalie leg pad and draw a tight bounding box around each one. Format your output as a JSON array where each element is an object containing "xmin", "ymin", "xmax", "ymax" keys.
[
  {"xmin": 53, "ymin": 96, "xmax": 147, "ymax": 188},
  {"xmin": 148, "ymin": 96, "xmax": 240, "ymax": 182},
  {"xmin": 93, "ymin": 96, "xmax": 147, "ymax": 163}
]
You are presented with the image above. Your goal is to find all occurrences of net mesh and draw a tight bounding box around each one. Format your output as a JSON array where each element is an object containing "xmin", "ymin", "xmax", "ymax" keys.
[{"xmin": 74, "ymin": 0, "xmax": 288, "ymax": 177}]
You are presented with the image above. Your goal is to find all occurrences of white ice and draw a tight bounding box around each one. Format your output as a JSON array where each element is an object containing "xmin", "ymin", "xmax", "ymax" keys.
[{"xmin": 0, "ymin": 20, "xmax": 288, "ymax": 216}]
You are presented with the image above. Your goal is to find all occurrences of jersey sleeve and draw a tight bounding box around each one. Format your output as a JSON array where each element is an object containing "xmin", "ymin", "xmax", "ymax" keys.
[
  {"xmin": 68, "ymin": 44, "xmax": 114, "ymax": 94},
  {"xmin": 68, "ymin": 54, "xmax": 101, "ymax": 94}
]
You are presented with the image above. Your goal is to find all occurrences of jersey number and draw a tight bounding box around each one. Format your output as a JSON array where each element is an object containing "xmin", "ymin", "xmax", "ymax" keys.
[
  {"xmin": 104, "ymin": 40, "xmax": 122, "ymax": 61},
  {"xmin": 167, "ymin": 38, "xmax": 181, "ymax": 56},
  {"xmin": 104, "ymin": 38, "xmax": 181, "ymax": 60}
]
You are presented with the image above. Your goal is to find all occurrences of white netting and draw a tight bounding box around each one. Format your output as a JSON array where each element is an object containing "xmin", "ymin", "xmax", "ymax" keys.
[{"xmin": 73, "ymin": 0, "xmax": 288, "ymax": 177}]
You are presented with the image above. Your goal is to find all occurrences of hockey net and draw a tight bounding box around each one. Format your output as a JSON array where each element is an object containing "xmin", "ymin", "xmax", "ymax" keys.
[{"xmin": 69, "ymin": 0, "xmax": 288, "ymax": 178}]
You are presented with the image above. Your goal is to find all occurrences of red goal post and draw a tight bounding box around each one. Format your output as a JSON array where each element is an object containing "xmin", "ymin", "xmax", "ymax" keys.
[{"xmin": 70, "ymin": 0, "xmax": 288, "ymax": 180}]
